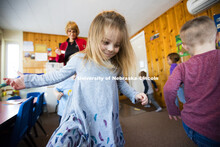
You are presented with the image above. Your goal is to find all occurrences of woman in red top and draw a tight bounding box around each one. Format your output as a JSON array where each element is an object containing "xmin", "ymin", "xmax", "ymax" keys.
[{"xmin": 55, "ymin": 21, "xmax": 87, "ymax": 65}]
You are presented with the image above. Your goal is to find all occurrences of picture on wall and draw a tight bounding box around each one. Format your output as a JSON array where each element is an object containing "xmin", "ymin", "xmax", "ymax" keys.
[
  {"xmin": 23, "ymin": 41, "xmax": 34, "ymax": 51},
  {"xmin": 150, "ymin": 33, "xmax": 159, "ymax": 41},
  {"xmin": 35, "ymin": 44, "xmax": 47, "ymax": 52},
  {"xmin": 214, "ymin": 14, "xmax": 220, "ymax": 49},
  {"xmin": 175, "ymin": 35, "xmax": 190, "ymax": 57},
  {"xmin": 24, "ymin": 52, "xmax": 31, "ymax": 57}
]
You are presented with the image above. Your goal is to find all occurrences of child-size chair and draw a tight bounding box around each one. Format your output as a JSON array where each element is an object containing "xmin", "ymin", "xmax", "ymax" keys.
[
  {"xmin": 7, "ymin": 96, "xmax": 21, "ymax": 100},
  {"xmin": 29, "ymin": 92, "xmax": 47, "ymax": 137},
  {"xmin": 27, "ymin": 92, "xmax": 48, "ymax": 113},
  {"xmin": 10, "ymin": 96, "xmax": 35, "ymax": 147}
]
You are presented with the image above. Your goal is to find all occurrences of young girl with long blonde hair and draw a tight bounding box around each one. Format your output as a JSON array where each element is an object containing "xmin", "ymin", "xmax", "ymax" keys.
[{"xmin": 4, "ymin": 11, "xmax": 148, "ymax": 146}]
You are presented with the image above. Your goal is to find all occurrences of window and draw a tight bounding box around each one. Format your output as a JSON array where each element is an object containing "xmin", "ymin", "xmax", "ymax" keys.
[{"xmin": 6, "ymin": 43, "xmax": 20, "ymax": 78}]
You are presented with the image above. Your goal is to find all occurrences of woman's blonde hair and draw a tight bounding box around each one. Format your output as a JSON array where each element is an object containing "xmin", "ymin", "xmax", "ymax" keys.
[
  {"xmin": 83, "ymin": 11, "xmax": 136, "ymax": 76},
  {"xmin": 65, "ymin": 21, "xmax": 80, "ymax": 36}
]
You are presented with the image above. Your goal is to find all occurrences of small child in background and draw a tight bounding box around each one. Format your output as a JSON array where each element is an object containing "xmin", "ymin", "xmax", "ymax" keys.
[
  {"xmin": 164, "ymin": 16, "xmax": 220, "ymax": 146},
  {"xmin": 139, "ymin": 71, "xmax": 162, "ymax": 112},
  {"xmin": 167, "ymin": 53, "xmax": 185, "ymax": 107},
  {"xmin": 54, "ymin": 74, "xmax": 76, "ymax": 123},
  {"xmin": 167, "ymin": 53, "xmax": 180, "ymax": 75}
]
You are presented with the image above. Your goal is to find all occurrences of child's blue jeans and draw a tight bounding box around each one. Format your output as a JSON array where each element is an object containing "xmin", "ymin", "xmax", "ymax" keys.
[
  {"xmin": 175, "ymin": 84, "xmax": 186, "ymax": 107},
  {"xmin": 182, "ymin": 121, "xmax": 220, "ymax": 147}
]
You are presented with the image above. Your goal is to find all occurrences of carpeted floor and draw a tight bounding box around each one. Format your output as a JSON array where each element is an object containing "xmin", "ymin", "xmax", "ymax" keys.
[
  {"xmin": 120, "ymin": 98, "xmax": 158, "ymax": 112},
  {"xmin": 119, "ymin": 103, "xmax": 196, "ymax": 147},
  {"xmin": 16, "ymin": 102, "xmax": 196, "ymax": 147}
]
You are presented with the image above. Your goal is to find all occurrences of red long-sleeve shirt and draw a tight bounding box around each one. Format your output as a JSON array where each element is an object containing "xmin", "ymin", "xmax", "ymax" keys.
[
  {"xmin": 56, "ymin": 38, "xmax": 86, "ymax": 64},
  {"xmin": 164, "ymin": 49, "xmax": 220, "ymax": 142}
]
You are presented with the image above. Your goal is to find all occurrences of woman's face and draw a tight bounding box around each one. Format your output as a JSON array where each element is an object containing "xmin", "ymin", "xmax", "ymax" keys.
[
  {"xmin": 100, "ymin": 28, "xmax": 122, "ymax": 60},
  {"xmin": 67, "ymin": 29, "xmax": 77, "ymax": 41}
]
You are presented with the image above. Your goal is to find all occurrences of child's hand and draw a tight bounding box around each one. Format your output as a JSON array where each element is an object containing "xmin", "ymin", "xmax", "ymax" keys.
[
  {"xmin": 3, "ymin": 72, "xmax": 25, "ymax": 90},
  {"xmin": 57, "ymin": 92, "xmax": 64, "ymax": 100},
  {"xmin": 135, "ymin": 93, "xmax": 148, "ymax": 105},
  {"xmin": 168, "ymin": 115, "xmax": 181, "ymax": 120}
]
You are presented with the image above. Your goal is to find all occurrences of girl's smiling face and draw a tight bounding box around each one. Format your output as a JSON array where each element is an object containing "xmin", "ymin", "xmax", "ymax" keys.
[{"xmin": 100, "ymin": 28, "xmax": 122, "ymax": 60}]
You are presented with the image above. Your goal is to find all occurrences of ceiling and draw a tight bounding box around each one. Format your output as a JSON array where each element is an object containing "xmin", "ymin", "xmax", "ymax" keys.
[{"xmin": 0, "ymin": 0, "xmax": 180, "ymax": 38}]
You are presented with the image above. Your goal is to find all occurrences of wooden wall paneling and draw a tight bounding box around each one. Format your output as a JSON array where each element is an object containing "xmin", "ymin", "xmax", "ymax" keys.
[
  {"xmin": 151, "ymin": 23, "xmax": 158, "ymax": 77},
  {"xmin": 174, "ymin": 1, "xmax": 192, "ymax": 63},
  {"xmin": 146, "ymin": 42, "xmax": 153, "ymax": 76},
  {"xmin": 135, "ymin": 0, "xmax": 220, "ymax": 107},
  {"xmin": 209, "ymin": 2, "xmax": 220, "ymax": 18},
  {"xmin": 152, "ymin": 20, "xmax": 160, "ymax": 100},
  {"xmin": 147, "ymin": 39, "xmax": 154, "ymax": 76},
  {"xmin": 34, "ymin": 33, "xmax": 41, "ymax": 44},
  {"xmin": 159, "ymin": 13, "xmax": 170, "ymax": 73},
  {"xmin": 42, "ymin": 34, "xmax": 50, "ymax": 48},
  {"xmin": 40, "ymin": 34, "xmax": 49, "ymax": 72},
  {"xmin": 150, "ymin": 25, "xmax": 159, "ymax": 78},
  {"xmin": 174, "ymin": 1, "xmax": 186, "ymax": 35},
  {"xmin": 207, "ymin": 9, "xmax": 213, "ymax": 19},
  {"xmin": 196, "ymin": 11, "xmax": 209, "ymax": 17},
  {"xmin": 138, "ymin": 0, "xmax": 220, "ymax": 106},
  {"xmin": 144, "ymin": 24, "xmax": 154, "ymax": 77},
  {"xmin": 57, "ymin": 36, "xmax": 66, "ymax": 47},
  {"xmin": 166, "ymin": 7, "xmax": 190, "ymax": 75},
  {"xmin": 159, "ymin": 13, "xmax": 173, "ymax": 106},
  {"xmin": 34, "ymin": 33, "xmax": 47, "ymax": 73},
  {"xmin": 25, "ymin": 32, "xmax": 34, "ymax": 41},
  {"xmin": 23, "ymin": 32, "xmax": 28, "ymax": 41},
  {"xmin": 153, "ymin": 17, "xmax": 165, "ymax": 106},
  {"xmin": 182, "ymin": 0, "xmax": 195, "ymax": 21},
  {"xmin": 49, "ymin": 35, "xmax": 57, "ymax": 57},
  {"xmin": 166, "ymin": 8, "xmax": 178, "ymax": 77},
  {"xmin": 23, "ymin": 32, "xmax": 36, "ymax": 73}
]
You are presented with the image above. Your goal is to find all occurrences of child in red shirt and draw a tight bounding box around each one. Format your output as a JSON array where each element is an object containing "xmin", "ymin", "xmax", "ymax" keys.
[{"xmin": 164, "ymin": 16, "xmax": 220, "ymax": 146}]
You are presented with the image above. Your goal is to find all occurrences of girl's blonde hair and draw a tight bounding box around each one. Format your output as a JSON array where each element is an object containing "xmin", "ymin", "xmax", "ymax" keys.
[
  {"xmin": 65, "ymin": 21, "xmax": 80, "ymax": 36},
  {"xmin": 83, "ymin": 11, "xmax": 136, "ymax": 76}
]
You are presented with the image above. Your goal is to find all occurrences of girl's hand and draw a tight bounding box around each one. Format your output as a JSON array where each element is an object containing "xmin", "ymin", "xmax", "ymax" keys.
[
  {"xmin": 3, "ymin": 72, "xmax": 25, "ymax": 90},
  {"xmin": 169, "ymin": 115, "xmax": 181, "ymax": 120},
  {"xmin": 55, "ymin": 48, "xmax": 61, "ymax": 55},
  {"xmin": 135, "ymin": 93, "xmax": 148, "ymax": 105},
  {"xmin": 57, "ymin": 92, "xmax": 64, "ymax": 100}
]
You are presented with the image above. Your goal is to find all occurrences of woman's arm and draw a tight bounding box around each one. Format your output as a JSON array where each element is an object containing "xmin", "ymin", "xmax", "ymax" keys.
[{"xmin": 56, "ymin": 42, "xmax": 67, "ymax": 62}]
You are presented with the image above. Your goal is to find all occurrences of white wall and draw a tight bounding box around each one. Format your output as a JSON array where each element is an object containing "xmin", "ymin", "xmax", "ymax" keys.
[
  {"xmin": 130, "ymin": 31, "xmax": 148, "ymax": 93},
  {"xmin": 0, "ymin": 29, "xmax": 23, "ymax": 83},
  {"xmin": 0, "ymin": 30, "xmax": 2, "ymax": 82}
]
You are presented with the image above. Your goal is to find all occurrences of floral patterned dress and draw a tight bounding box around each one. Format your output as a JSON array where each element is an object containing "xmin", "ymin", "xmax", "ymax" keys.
[{"xmin": 24, "ymin": 53, "xmax": 138, "ymax": 146}]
